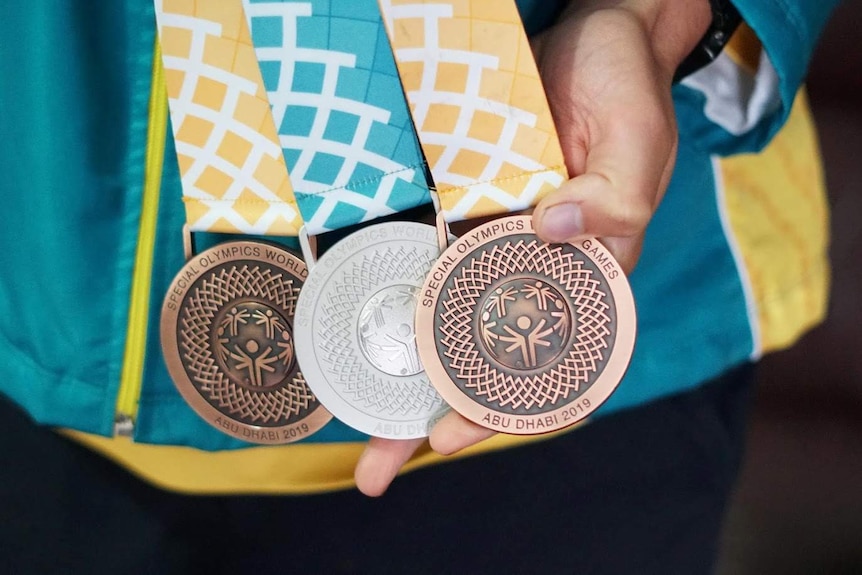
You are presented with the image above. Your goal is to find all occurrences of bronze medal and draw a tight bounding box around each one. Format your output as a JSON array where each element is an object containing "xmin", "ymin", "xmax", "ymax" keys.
[
  {"xmin": 160, "ymin": 240, "xmax": 331, "ymax": 444},
  {"xmin": 416, "ymin": 215, "xmax": 636, "ymax": 435}
]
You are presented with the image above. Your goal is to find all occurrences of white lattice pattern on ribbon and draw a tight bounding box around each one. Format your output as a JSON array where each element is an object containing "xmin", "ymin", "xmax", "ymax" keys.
[
  {"xmin": 243, "ymin": 1, "xmax": 430, "ymax": 235},
  {"xmin": 379, "ymin": 0, "xmax": 568, "ymax": 222},
  {"xmin": 156, "ymin": 0, "xmax": 302, "ymax": 235}
]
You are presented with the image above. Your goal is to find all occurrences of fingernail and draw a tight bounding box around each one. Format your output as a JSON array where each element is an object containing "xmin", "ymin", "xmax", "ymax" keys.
[{"xmin": 539, "ymin": 203, "xmax": 583, "ymax": 242}]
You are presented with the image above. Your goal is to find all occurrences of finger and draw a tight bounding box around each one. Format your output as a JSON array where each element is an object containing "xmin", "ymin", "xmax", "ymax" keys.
[
  {"xmin": 529, "ymin": 30, "xmax": 548, "ymax": 62},
  {"xmin": 573, "ymin": 118, "xmax": 676, "ymax": 274},
  {"xmin": 601, "ymin": 232, "xmax": 645, "ymax": 274},
  {"xmin": 429, "ymin": 411, "xmax": 496, "ymax": 456},
  {"xmin": 354, "ymin": 437, "xmax": 426, "ymax": 497},
  {"xmin": 534, "ymin": 106, "xmax": 674, "ymax": 245},
  {"xmin": 605, "ymin": 132, "xmax": 674, "ymax": 274}
]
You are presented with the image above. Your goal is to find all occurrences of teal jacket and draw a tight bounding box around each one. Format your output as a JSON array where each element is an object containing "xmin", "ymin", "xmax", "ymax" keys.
[{"xmin": 0, "ymin": 0, "xmax": 839, "ymax": 452}]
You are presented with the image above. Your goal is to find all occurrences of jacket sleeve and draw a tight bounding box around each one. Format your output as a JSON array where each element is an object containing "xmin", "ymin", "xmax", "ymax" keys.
[{"xmin": 673, "ymin": 0, "xmax": 843, "ymax": 155}]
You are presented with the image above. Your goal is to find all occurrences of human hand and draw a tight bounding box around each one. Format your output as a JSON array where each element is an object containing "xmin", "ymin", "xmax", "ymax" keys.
[
  {"xmin": 531, "ymin": 0, "xmax": 711, "ymax": 271},
  {"xmin": 354, "ymin": 0, "xmax": 711, "ymax": 497}
]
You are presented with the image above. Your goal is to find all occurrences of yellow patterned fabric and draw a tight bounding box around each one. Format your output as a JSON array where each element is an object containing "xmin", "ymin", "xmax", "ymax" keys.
[
  {"xmin": 379, "ymin": 0, "xmax": 568, "ymax": 223},
  {"xmin": 155, "ymin": 0, "xmax": 303, "ymax": 235}
]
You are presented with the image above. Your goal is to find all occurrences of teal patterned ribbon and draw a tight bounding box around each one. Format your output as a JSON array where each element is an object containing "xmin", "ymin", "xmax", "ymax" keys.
[{"xmin": 243, "ymin": 0, "xmax": 432, "ymax": 235}]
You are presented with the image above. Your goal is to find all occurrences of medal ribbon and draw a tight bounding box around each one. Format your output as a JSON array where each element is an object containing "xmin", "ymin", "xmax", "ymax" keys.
[
  {"xmin": 241, "ymin": 0, "xmax": 432, "ymax": 236},
  {"xmin": 378, "ymin": 0, "xmax": 568, "ymax": 223},
  {"xmin": 155, "ymin": 0, "xmax": 303, "ymax": 236}
]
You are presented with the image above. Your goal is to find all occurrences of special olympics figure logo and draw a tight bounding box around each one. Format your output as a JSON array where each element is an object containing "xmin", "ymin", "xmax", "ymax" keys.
[
  {"xmin": 358, "ymin": 285, "xmax": 422, "ymax": 377},
  {"xmin": 212, "ymin": 301, "xmax": 296, "ymax": 389},
  {"xmin": 478, "ymin": 279, "xmax": 572, "ymax": 371}
]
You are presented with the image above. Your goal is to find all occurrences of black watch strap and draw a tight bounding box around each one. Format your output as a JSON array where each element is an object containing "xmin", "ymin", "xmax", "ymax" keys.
[{"xmin": 673, "ymin": 0, "xmax": 743, "ymax": 82}]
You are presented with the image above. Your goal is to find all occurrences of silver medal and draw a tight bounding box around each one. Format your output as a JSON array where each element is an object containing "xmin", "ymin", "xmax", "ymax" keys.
[{"xmin": 294, "ymin": 222, "xmax": 449, "ymax": 439}]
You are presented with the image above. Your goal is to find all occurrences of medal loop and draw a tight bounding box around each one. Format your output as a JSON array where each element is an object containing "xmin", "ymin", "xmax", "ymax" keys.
[{"xmin": 297, "ymin": 225, "xmax": 318, "ymax": 270}]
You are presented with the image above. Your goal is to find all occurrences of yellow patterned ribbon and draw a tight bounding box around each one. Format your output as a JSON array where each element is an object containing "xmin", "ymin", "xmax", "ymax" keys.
[
  {"xmin": 155, "ymin": 0, "xmax": 303, "ymax": 236},
  {"xmin": 378, "ymin": 0, "xmax": 568, "ymax": 223}
]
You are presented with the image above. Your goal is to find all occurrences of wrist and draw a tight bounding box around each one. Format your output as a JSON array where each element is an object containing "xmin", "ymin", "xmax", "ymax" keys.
[
  {"xmin": 562, "ymin": 0, "xmax": 713, "ymax": 80},
  {"xmin": 673, "ymin": 0, "xmax": 743, "ymax": 81},
  {"xmin": 633, "ymin": 0, "xmax": 714, "ymax": 75}
]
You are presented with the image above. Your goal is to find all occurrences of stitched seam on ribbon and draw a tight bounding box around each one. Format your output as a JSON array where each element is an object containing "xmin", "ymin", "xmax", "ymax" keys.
[
  {"xmin": 183, "ymin": 197, "xmax": 294, "ymax": 205},
  {"xmin": 298, "ymin": 164, "xmax": 425, "ymax": 196},
  {"xmin": 435, "ymin": 165, "xmax": 568, "ymax": 197},
  {"xmin": 287, "ymin": 163, "xmax": 428, "ymax": 198},
  {"xmin": 183, "ymin": 158, "xmax": 427, "ymax": 204},
  {"xmin": 179, "ymin": 156, "xmax": 425, "ymax": 205}
]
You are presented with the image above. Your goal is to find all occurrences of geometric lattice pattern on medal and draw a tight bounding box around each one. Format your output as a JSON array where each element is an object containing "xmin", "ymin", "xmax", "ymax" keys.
[
  {"xmin": 317, "ymin": 245, "xmax": 446, "ymax": 416},
  {"xmin": 243, "ymin": 0, "xmax": 431, "ymax": 235},
  {"xmin": 155, "ymin": 1, "xmax": 302, "ymax": 235},
  {"xmin": 179, "ymin": 264, "xmax": 316, "ymax": 426},
  {"xmin": 439, "ymin": 240, "xmax": 613, "ymax": 413},
  {"xmin": 379, "ymin": 0, "xmax": 568, "ymax": 222}
]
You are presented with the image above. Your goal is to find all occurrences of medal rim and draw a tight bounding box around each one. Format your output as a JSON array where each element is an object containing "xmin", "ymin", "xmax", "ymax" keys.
[
  {"xmin": 415, "ymin": 215, "xmax": 637, "ymax": 435},
  {"xmin": 294, "ymin": 221, "xmax": 449, "ymax": 440},
  {"xmin": 160, "ymin": 239, "xmax": 332, "ymax": 445}
]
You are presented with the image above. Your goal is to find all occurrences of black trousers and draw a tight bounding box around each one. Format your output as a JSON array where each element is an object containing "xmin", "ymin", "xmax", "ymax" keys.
[{"xmin": 0, "ymin": 365, "xmax": 752, "ymax": 575}]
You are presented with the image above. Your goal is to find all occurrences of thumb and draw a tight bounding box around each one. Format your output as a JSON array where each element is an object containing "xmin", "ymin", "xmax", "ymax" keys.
[{"xmin": 533, "ymin": 88, "xmax": 676, "ymax": 272}]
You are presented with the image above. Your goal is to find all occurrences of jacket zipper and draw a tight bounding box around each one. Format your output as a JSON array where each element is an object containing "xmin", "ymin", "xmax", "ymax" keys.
[{"xmin": 114, "ymin": 41, "xmax": 168, "ymax": 436}]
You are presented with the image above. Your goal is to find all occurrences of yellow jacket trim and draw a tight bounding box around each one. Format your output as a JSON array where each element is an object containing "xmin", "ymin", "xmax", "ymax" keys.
[
  {"xmin": 62, "ymin": 427, "xmax": 570, "ymax": 495},
  {"xmin": 115, "ymin": 41, "xmax": 168, "ymax": 422},
  {"xmin": 717, "ymin": 89, "xmax": 830, "ymax": 354}
]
